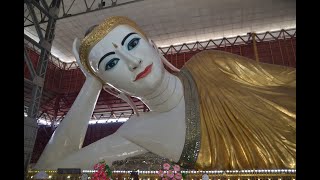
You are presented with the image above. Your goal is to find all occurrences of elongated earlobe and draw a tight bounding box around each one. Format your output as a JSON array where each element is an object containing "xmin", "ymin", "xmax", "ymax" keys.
[
  {"xmin": 148, "ymin": 39, "xmax": 180, "ymax": 72},
  {"xmin": 73, "ymin": 38, "xmax": 94, "ymax": 77},
  {"xmin": 72, "ymin": 38, "xmax": 81, "ymax": 64},
  {"xmin": 160, "ymin": 55, "xmax": 180, "ymax": 72},
  {"xmin": 102, "ymin": 84, "xmax": 140, "ymax": 117}
]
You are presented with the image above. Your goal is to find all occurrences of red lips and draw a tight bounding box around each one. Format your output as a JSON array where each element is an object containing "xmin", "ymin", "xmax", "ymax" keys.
[{"xmin": 134, "ymin": 63, "xmax": 153, "ymax": 81}]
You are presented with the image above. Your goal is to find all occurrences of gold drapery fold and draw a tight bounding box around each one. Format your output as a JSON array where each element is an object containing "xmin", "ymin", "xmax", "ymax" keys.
[{"xmin": 183, "ymin": 50, "xmax": 295, "ymax": 170}]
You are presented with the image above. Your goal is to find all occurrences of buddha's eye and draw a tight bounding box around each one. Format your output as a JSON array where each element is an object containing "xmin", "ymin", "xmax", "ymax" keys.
[
  {"xmin": 127, "ymin": 38, "xmax": 141, "ymax": 50},
  {"xmin": 105, "ymin": 58, "xmax": 120, "ymax": 71}
]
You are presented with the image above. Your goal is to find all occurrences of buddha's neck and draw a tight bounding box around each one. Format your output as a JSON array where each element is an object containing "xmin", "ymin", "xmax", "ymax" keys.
[{"xmin": 141, "ymin": 71, "xmax": 184, "ymax": 112}]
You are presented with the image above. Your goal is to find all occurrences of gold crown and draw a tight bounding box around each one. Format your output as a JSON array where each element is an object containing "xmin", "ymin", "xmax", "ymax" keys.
[{"xmin": 79, "ymin": 16, "xmax": 147, "ymax": 82}]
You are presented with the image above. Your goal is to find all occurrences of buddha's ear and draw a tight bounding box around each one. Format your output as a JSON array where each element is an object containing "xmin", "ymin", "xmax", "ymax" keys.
[
  {"xmin": 148, "ymin": 38, "xmax": 180, "ymax": 72},
  {"xmin": 72, "ymin": 38, "xmax": 81, "ymax": 63},
  {"xmin": 73, "ymin": 38, "xmax": 92, "ymax": 77},
  {"xmin": 102, "ymin": 84, "xmax": 140, "ymax": 117},
  {"xmin": 148, "ymin": 38, "xmax": 157, "ymax": 50}
]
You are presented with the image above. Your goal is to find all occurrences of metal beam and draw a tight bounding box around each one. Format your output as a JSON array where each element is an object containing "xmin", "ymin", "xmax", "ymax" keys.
[
  {"xmin": 28, "ymin": 0, "xmax": 61, "ymax": 119},
  {"xmin": 24, "ymin": 78, "xmax": 34, "ymax": 85},
  {"xmin": 25, "ymin": 2, "xmax": 44, "ymax": 40},
  {"xmin": 24, "ymin": 47, "xmax": 37, "ymax": 79},
  {"xmin": 251, "ymin": 32, "xmax": 260, "ymax": 62},
  {"xmin": 40, "ymin": 0, "xmax": 50, "ymax": 11},
  {"xmin": 30, "ymin": 0, "xmax": 53, "ymax": 19},
  {"xmin": 24, "ymin": 0, "xmax": 144, "ymax": 27},
  {"xmin": 24, "ymin": 12, "xmax": 30, "ymax": 23},
  {"xmin": 24, "ymin": 0, "xmax": 61, "ymax": 177},
  {"xmin": 24, "ymin": 34, "xmax": 40, "ymax": 48},
  {"xmin": 24, "ymin": 117, "xmax": 38, "ymax": 175},
  {"xmin": 31, "ymin": 0, "xmax": 54, "ymax": 18}
]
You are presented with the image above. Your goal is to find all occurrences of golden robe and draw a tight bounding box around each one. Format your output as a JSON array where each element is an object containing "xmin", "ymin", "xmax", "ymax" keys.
[{"xmin": 177, "ymin": 50, "xmax": 296, "ymax": 170}]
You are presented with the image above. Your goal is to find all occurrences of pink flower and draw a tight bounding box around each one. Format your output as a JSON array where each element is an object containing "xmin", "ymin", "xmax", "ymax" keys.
[
  {"xmin": 162, "ymin": 178, "xmax": 168, "ymax": 180},
  {"xmin": 98, "ymin": 170, "xmax": 105, "ymax": 176},
  {"xmin": 167, "ymin": 170, "xmax": 174, "ymax": 178},
  {"xmin": 173, "ymin": 165, "xmax": 180, "ymax": 172},
  {"xmin": 163, "ymin": 163, "xmax": 171, "ymax": 170},
  {"xmin": 172, "ymin": 178, "xmax": 177, "ymax": 180},
  {"xmin": 100, "ymin": 172, "xmax": 106, "ymax": 179},
  {"xmin": 158, "ymin": 170, "xmax": 164, "ymax": 177},
  {"xmin": 94, "ymin": 163, "xmax": 100, "ymax": 170},
  {"xmin": 92, "ymin": 173, "xmax": 100, "ymax": 180},
  {"xmin": 99, "ymin": 163, "xmax": 106, "ymax": 171},
  {"xmin": 175, "ymin": 173, "xmax": 182, "ymax": 180},
  {"xmin": 163, "ymin": 173, "xmax": 167, "ymax": 178},
  {"xmin": 93, "ymin": 172, "xmax": 99, "ymax": 178}
]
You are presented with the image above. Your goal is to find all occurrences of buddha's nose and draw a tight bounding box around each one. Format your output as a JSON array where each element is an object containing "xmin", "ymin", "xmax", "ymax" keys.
[{"xmin": 113, "ymin": 43, "xmax": 142, "ymax": 72}]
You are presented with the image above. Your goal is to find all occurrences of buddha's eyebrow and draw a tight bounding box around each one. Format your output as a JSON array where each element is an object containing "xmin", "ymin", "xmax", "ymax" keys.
[
  {"xmin": 121, "ymin": 32, "xmax": 137, "ymax": 46},
  {"xmin": 98, "ymin": 52, "xmax": 115, "ymax": 68}
]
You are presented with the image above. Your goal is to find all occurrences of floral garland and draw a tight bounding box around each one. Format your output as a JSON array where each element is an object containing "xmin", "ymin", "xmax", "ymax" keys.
[
  {"xmin": 92, "ymin": 160, "xmax": 112, "ymax": 180},
  {"xmin": 158, "ymin": 163, "xmax": 187, "ymax": 180}
]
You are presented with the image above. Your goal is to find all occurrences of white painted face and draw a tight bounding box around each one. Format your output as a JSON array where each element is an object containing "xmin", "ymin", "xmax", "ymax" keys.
[{"xmin": 88, "ymin": 25, "xmax": 165, "ymax": 97}]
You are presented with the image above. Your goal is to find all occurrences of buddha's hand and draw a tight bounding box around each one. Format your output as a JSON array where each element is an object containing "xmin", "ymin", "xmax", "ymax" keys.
[{"xmin": 72, "ymin": 38, "xmax": 94, "ymax": 78}]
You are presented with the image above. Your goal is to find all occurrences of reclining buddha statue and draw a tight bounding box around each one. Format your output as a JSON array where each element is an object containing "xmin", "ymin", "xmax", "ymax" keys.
[{"xmin": 34, "ymin": 16, "xmax": 296, "ymax": 170}]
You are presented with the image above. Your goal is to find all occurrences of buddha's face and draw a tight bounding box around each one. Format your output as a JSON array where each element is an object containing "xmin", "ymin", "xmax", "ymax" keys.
[{"xmin": 88, "ymin": 25, "xmax": 164, "ymax": 96}]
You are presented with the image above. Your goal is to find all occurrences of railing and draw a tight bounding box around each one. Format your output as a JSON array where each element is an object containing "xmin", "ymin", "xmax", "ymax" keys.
[
  {"xmin": 159, "ymin": 29, "xmax": 295, "ymax": 55},
  {"xmin": 27, "ymin": 169, "xmax": 296, "ymax": 180}
]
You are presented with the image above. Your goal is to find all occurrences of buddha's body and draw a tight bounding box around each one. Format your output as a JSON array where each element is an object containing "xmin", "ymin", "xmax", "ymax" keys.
[{"xmin": 34, "ymin": 17, "xmax": 295, "ymax": 170}]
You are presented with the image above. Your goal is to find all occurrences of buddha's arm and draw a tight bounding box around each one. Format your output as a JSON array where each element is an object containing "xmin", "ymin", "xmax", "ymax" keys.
[
  {"xmin": 34, "ymin": 77, "xmax": 102, "ymax": 169},
  {"xmin": 46, "ymin": 132, "xmax": 147, "ymax": 169}
]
